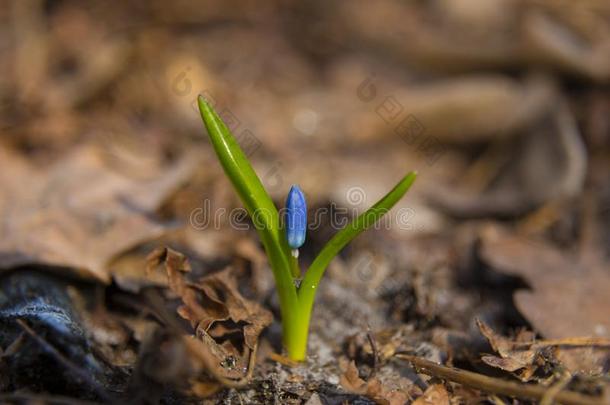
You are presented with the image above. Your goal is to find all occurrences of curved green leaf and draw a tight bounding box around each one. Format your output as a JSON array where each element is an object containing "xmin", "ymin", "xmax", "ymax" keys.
[
  {"xmin": 197, "ymin": 96, "xmax": 278, "ymax": 231},
  {"xmin": 298, "ymin": 171, "xmax": 417, "ymax": 305},
  {"xmin": 198, "ymin": 94, "xmax": 417, "ymax": 361},
  {"xmin": 197, "ymin": 95, "xmax": 298, "ymax": 313}
]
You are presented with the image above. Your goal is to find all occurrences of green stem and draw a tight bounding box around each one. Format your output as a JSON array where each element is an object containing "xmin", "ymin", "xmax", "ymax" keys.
[
  {"xmin": 262, "ymin": 239, "xmax": 300, "ymax": 356},
  {"xmin": 289, "ymin": 254, "xmax": 301, "ymax": 279},
  {"xmin": 276, "ymin": 251, "xmax": 305, "ymax": 360},
  {"xmin": 282, "ymin": 304, "xmax": 309, "ymax": 361}
]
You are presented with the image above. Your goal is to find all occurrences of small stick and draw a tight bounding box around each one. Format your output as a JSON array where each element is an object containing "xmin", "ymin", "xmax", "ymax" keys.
[
  {"xmin": 540, "ymin": 372, "xmax": 572, "ymax": 405},
  {"xmin": 515, "ymin": 337, "xmax": 610, "ymax": 349},
  {"xmin": 365, "ymin": 325, "xmax": 379, "ymax": 380},
  {"xmin": 395, "ymin": 353, "xmax": 601, "ymax": 405},
  {"xmin": 144, "ymin": 290, "xmax": 258, "ymax": 387},
  {"xmin": 269, "ymin": 351, "xmax": 300, "ymax": 368}
]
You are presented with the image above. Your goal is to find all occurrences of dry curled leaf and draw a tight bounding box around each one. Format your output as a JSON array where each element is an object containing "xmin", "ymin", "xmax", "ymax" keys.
[
  {"xmin": 391, "ymin": 74, "xmax": 556, "ymax": 143},
  {"xmin": 476, "ymin": 319, "xmax": 539, "ymax": 381},
  {"xmin": 339, "ymin": 359, "xmax": 409, "ymax": 405},
  {"xmin": 146, "ymin": 247, "xmax": 272, "ymax": 383}
]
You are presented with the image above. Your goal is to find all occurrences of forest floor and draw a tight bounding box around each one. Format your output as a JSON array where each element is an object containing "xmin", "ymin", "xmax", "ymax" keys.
[{"xmin": 0, "ymin": 1, "xmax": 609, "ymax": 404}]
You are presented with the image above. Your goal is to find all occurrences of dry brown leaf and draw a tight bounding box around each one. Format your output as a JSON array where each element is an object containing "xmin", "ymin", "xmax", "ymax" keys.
[
  {"xmin": 391, "ymin": 74, "xmax": 556, "ymax": 142},
  {"xmin": 522, "ymin": 10, "xmax": 610, "ymax": 82},
  {"xmin": 413, "ymin": 384, "xmax": 450, "ymax": 405},
  {"xmin": 340, "ymin": 359, "xmax": 368, "ymax": 394},
  {"xmin": 339, "ymin": 359, "xmax": 409, "ymax": 405},
  {"xmin": 147, "ymin": 247, "xmax": 272, "ymax": 382},
  {"xmin": 476, "ymin": 319, "xmax": 539, "ymax": 381},
  {"xmin": 0, "ymin": 144, "xmax": 197, "ymax": 283},
  {"xmin": 480, "ymin": 228, "xmax": 610, "ymax": 339},
  {"xmin": 341, "ymin": 1, "xmax": 610, "ymax": 81},
  {"xmin": 479, "ymin": 227, "xmax": 610, "ymax": 374}
]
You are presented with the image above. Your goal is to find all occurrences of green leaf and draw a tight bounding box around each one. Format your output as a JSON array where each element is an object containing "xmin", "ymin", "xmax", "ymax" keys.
[
  {"xmin": 197, "ymin": 95, "xmax": 298, "ymax": 313},
  {"xmin": 298, "ymin": 171, "xmax": 417, "ymax": 304},
  {"xmin": 197, "ymin": 96, "xmax": 277, "ymax": 230},
  {"xmin": 198, "ymin": 94, "xmax": 417, "ymax": 361}
]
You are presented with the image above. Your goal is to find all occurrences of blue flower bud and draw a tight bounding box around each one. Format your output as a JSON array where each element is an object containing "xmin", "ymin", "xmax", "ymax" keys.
[{"xmin": 285, "ymin": 185, "xmax": 307, "ymax": 252}]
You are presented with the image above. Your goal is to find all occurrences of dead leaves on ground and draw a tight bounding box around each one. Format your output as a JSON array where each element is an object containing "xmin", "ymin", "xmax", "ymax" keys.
[
  {"xmin": 477, "ymin": 319, "xmax": 544, "ymax": 381},
  {"xmin": 480, "ymin": 227, "xmax": 610, "ymax": 340},
  {"xmin": 339, "ymin": 359, "xmax": 410, "ymax": 405},
  {"xmin": 146, "ymin": 247, "xmax": 272, "ymax": 386},
  {"xmin": 477, "ymin": 226, "xmax": 610, "ymax": 376},
  {"xmin": 0, "ymin": 144, "xmax": 197, "ymax": 282},
  {"xmin": 430, "ymin": 102, "xmax": 587, "ymax": 218},
  {"xmin": 341, "ymin": 0, "xmax": 610, "ymax": 81},
  {"xmin": 477, "ymin": 317, "xmax": 610, "ymax": 381},
  {"xmin": 339, "ymin": 353, "xmax": 456, "ymax": 405},
  {"xmin": 412, "ymin": 384, "xmax": 450, "ymax": 405}
]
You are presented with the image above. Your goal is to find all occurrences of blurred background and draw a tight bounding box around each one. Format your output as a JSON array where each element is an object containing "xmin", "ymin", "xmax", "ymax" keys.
[
  {"xmin": 0, "ymin": 0, "xmax": 609, "ymax": 403},
  {"xmin": 2, "ymin": 0, "xmax": 609, "ymax": 220}
]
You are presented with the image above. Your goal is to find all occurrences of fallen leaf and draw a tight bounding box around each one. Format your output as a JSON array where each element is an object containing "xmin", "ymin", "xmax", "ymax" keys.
[
  {"xmin": 413, "ymin": 384, "xmax": 450, "ymax": 405},
  {"xmin": 146, "ymin": 247, "xmax": 272, "ymax": 382},
  {"xmin": 340, "ymin": 359, "xmax": 368, "ymax": 395},
  {"xmin": 391, "ymin": 74, "xmax": 556, "ymax": 142},
  {"xmin": 341, "ymin": 1, "xmax": 610, "ymax": 81},
  {"xmin": 429, "ymin": 103, "xmax": 586, "ymax": 218},
  {"xmin": 523, "ymin": 10, "xmax": 610, "ymax": 82},
  {"xmin": 479, "ymin": 226, "xmax": 610, "ymax": 374},
  {"xmin": 339, "ymin": 359, "xmax": 409, "ymax": 405},
  {"xmin": 476, "ymin": 319, "xmax": 539, "ymax": 381},
  {"xmin": 480, "ymin": 228, "xmax": 610, "ymax": 339},
  {"xmin": 0, "ymin": 144, "xmax": 197, "ymax": 282}
]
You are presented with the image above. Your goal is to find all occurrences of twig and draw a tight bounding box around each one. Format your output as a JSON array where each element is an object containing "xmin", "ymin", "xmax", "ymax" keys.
[
  {"xmin": 143, "ymin": 290, "xmax": 258, "ymax": 388},
  {"xmin": 488, "ymin": 394, "xmax": 508, "ymax": 405},
  {"xmin": 395, "ymin": 353, "xmax": 602, "ymax": 405},
  {"xmin": 269, "ymin": 351, "xmax": 300, "ymax": 368},
  {"xmin": 540, "ymin": 372, "xmax": 572, "ymax": 405},
  {"xmin": 128, "ymin": 287, "xmax": 251, "ymax": 402},
  {"xmin": 365, "ymin": 325, "xmax": 379, "ymax": 380},
  {"xmin": 518, "ymin": 337, "xmax": 610, "ymax": 349},
  {"xmin": 1, "ymin": 332, "xmax": 25, "ymax": 357}
]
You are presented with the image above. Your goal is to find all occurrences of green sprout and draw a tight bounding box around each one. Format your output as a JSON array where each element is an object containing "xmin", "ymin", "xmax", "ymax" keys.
[{"xmin": 197, "ymin": 95, "xmax": 417, "ymax": 361}]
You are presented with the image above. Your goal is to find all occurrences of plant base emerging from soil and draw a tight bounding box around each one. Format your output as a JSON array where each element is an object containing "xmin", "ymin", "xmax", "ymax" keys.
[{"xmin": 197, "ymin": 95, "xmax": 416, "ymax": 361}]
